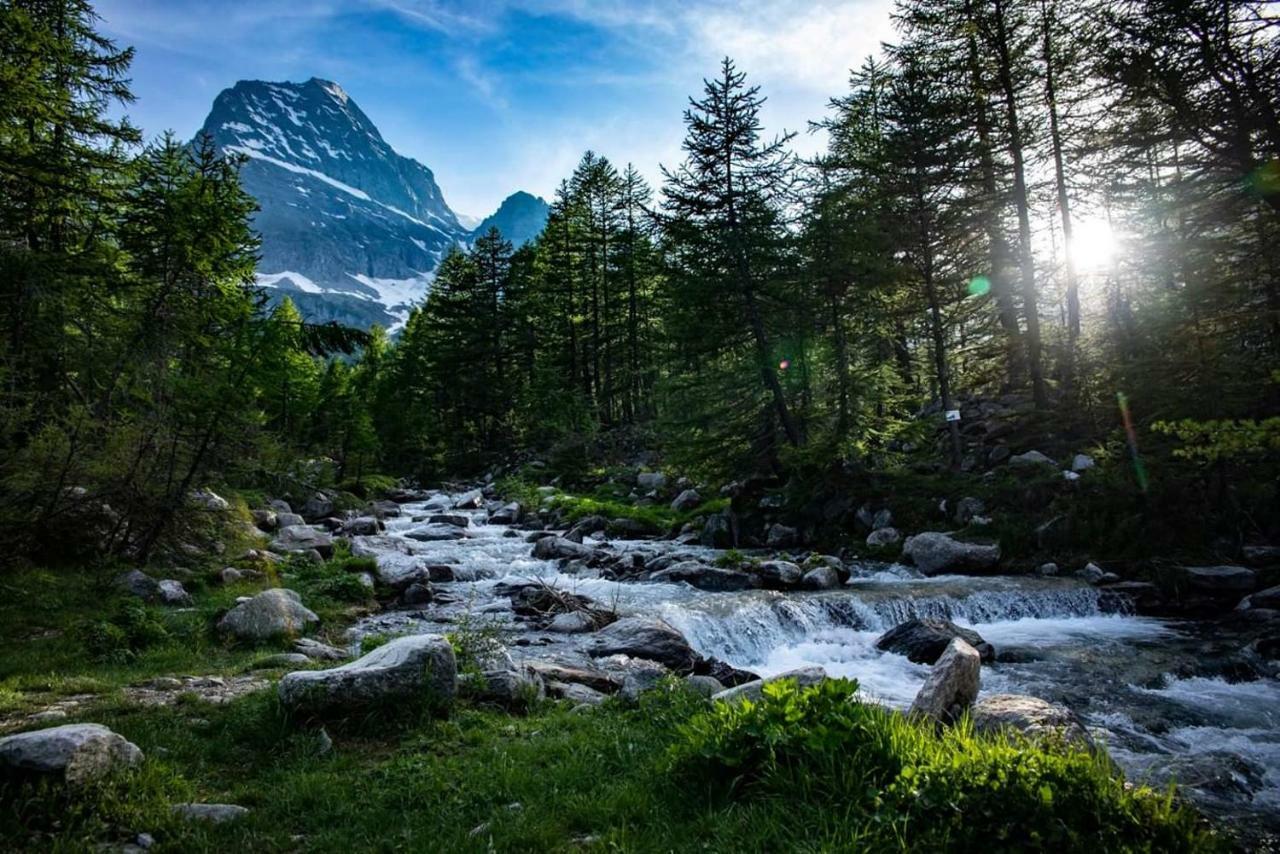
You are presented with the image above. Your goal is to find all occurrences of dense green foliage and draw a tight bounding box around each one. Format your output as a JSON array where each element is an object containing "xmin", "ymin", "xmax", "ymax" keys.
[
  {"xmin": 672, "ymin": 678, "xmax": 1214, "ymax": 851},
  {"xmin": 3, "ymin": 0, "xmax": 1277, "ymax": 561}
]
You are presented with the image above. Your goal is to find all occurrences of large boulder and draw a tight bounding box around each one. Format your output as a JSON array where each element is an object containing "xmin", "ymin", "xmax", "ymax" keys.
[
  {"xmin": 457, "ymin": 647, "xmax": 544, "ymax": 708},
  {"xmin": 1009, "ymin": 450, "xmax": 1055, "ymax": 468},
  {"xmin": 532, "ymin": 536, "xmax": 596, "ymax": 561},
  {"xmin": 299, "ymin": 492, "xmax": 335, "ymax": 521},
  {"xmin": 671, "ymin": 489, "xmax": 701, "ymax": 512},
  {"xmin": 650, "ymin": 561, "xmax": 756, "ymax": 592},
  {"xmin": 278, "ymin": 634, "xmax": 456, "ymax": 717},
  {"xmin": 427, "ymin": 513, "xmax": 470, "ymax": 528},
  {"xmin": 276, "ymin": 511, "xmax": 305, "ymax": 528},
  {"xmin": 711, "ymin": 666, "xmax": 828, "ymax": 704},
  {"xmin": 453, "ymin": 489, "xmax": 484, "ymax": 509},
  {"xmin": 114, "ymin": 569, "xmax": 160, "ymax": 601},
  {"xmin": 271, "ymin": 525, "xmax": 334, "ymax": 558},
  {"xmin": 876, "ymin": 618, "xmax": 994, "ymax": 664},
  {"xmin": 755, "ymin": 560, "xmax": 803, "ymax": 589},
  {"xmin": 191, "ymin": 488, "xmax": 230, "ymax": 512},
  {"xmin": 908, "ymin": 638, "xmax": 981, "ymax": 723},
  {"xmin": 489, "ymin": 502, "xmax": 522, "ymax": 525},
  {"xmin": 156, "ymin": 579, "xmax": 193, "ymax": 606},
  {"xmin": 341, "ymin": 516, "xmax": 382, "ymax": 537},
  {"xmin": 801, "ymin": 566, "xmax": 840, "ymax": 590},
  {"xmin": 637, "ymin": 471, "xmax": 667, "ymax": 491},
  {"xmin": 970, "ymin": 693, "xmax": 1092, "ymax": 746},
  {"xmin": 406, "ymin": 524, "xmax": 468, "ymax": 543},
  {"xmin": 586, "ymin": 617, "xmax": 697, "ymax": 673},
  {"xmin": 218, "ymin": 589, "xmax": 318, "ymax": 642},
  {"xmin": 901, "ymin": 532, "xmax": 1000, "ymax": 576},
  {"xmin": 0, "ymin": 723, "xmax": 143, "ymax": 784},
  {"xmin": 866, "ymin": 527, "xmax": 902, "ymax": 549},
  {"xmin": 1175, "ymin": 565, "xmax": 1257, "ymax": 595}
]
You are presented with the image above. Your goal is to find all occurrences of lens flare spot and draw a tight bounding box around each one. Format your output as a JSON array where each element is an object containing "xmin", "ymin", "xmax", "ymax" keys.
[
  {"xmin": 968, "ymin": 276, "xmax": 991, "ymax": 297},
  {"xmin": 779, "ymin": 359, "xmax": 791, "ymax": 371}
]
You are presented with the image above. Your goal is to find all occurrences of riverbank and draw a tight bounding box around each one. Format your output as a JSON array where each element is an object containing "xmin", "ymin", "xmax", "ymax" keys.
[{"xmin": 0, "ymin": 485, "xmax": 1270, "ymax": 851}]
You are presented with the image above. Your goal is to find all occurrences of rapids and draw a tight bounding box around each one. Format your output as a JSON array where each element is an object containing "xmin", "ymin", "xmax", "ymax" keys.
[{"xmin": 351, "ymin": 493, "xmax": 1280, "ymax": 838}]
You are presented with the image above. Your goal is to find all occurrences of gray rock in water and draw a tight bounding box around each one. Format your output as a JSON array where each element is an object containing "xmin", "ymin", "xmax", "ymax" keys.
[
  {"xmin": 115, "ymin": 569, "xmax": 160, "ymax": 601},
  {"xmin": 0, "ymin": 723, "xmax": 143, "ymax": 784},
  {"xmin": 586, "ymin": 617, "xmax": 697, "ymax": 673},
  {"xmin": 670, "ymin": 489, "xmax": 701, "ymax": 512},
  {"xmin": 876, "ymin": 618, "xmax": 994, "ymax": 664},
  {"xmin": 278, "ymin": 634, "xmax": 456, "ymax": 717},
  {"xmin": 755, "ymin": 560, "xmax": 803, "ymax": 589},
  {"xmin": 651, "ymin": 561, "xmax": 756, "ymax": 592},
  {"xmin": 909, "ymin": 638, "xmax": 981, "ymax": 723},
  {"xmin": 172, "ymin": 803, "xmax": 250, "ymax": 823},
  {"xmin": 1035, "ymin": 562, "xmax": 1059, "ymax": 577},
  {"xmin": 157, "ymin": 579, "xmax": 193, "ymax": 606},
  {"xmin": 218, "ymin": 588, "xmax": 318, "ymax": 642},
  {"xmin": 489, "ymin": 502, "xmax": 522, "ymax": 525},
  {"xmin": 1176, "ymin": 564, "xmax": 1257, "ymax": 595},
  {"xmin": 532, "ymin": 536, "xmax": 596, "ymax": 561},
  {"xmin": 453, "ymin": 489, "xmax": 484, "ymax": 509},
  {"xmin": 405, "ymin": 523, "xmax": 467, "ymax": 542},
  {"xmin": 341, "ymin": 516, "xmax": 382, "ymax": 536},
  {"xmin": 427, "ymin": 514, "xmax": 469, "ymax": 528},
  {"xmin": 546, "ymin": 611, "xmax": 596, "ymax": 633},
  {"xmin": 1076, "ymin": 562, "xmax": 1119, "ymax": 585},
  {"xmin": 271, "ymin": 525, "xmax": 334, "ymax": 558},
  {"xmin": 1238, "ymin": 584, "xmax": 1280, "ymax": 611},
  {"xmin": 970, "ymin": 693, "xmax": 1092, "ymax": 746},
  {"xmin": 801, "ymin": 566, "xmax": 840, "ymax": 590},
  {"xmin": 901, "ymin": 532, "xmax": 1000, "ymax": 576},
  {"xmin": 766, "ymin": 524, "xmax": 798, "ymax": 548},
  {"xmin": 1009, "ymin": 450, "xmax": 1055, "ymax": 467},
  {"xmin": 866, "ymin": 527, "xmax": 902, "ymax": 548},
  {"xmin": 712, "ymin": 667, "xmax": 828, "ymax": 704}
]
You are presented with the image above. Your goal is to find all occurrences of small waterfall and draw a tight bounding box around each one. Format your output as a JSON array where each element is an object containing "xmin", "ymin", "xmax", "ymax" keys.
[{"xmin": 661, "ymin": 585, "xmax": 1129, "ymax": 667}]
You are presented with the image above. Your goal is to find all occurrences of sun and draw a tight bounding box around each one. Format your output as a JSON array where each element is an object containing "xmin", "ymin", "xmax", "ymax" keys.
[{"xmin": 1070, "ymin": 220, "xmax": 1119, "ymax": 274}]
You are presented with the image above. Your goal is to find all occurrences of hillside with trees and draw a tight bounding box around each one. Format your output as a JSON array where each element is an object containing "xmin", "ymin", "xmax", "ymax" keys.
[{"xmin": 0, "ymin": 0, "xmax": 1276, "ymax": 851}]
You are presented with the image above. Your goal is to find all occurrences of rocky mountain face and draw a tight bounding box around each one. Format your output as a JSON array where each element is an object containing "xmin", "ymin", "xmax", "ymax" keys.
[
  {"xmin": 471, "ymin": 191, "xmax": 550, "ymax": 248},
  {"xmin": 198, "ymin": 78, "xmax": 543, "ymax": 330}
]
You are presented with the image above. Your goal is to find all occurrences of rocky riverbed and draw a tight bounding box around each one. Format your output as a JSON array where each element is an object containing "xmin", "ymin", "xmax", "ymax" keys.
[{"xmin": 339, "ymin": 488, "xmax": 1280, "ymax": 840}]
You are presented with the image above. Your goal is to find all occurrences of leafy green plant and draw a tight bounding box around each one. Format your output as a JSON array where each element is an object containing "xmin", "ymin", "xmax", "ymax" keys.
[{"xmin": 79, "ymin": 600, "xmax": 170, "ymax": 663}]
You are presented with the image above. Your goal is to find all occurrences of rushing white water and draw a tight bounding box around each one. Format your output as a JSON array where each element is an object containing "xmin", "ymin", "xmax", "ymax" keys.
[{"xmin": 353, "ymin": 494, "xmax": 1280, "ymax": 835}]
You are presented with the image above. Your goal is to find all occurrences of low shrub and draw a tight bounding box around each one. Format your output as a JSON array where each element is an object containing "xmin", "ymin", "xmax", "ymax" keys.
[
  {"xmin": 78, "ymin": 600, "xmax": 170, "ymax": 664},
  {"xmin": 670, "ymin": 678, "xmax": 1221, "ymax": 852}
]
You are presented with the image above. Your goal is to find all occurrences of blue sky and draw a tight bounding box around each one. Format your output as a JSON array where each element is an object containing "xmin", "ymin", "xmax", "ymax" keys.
[{"xmin": 96, "ymin": 0, "xmax": 894, "ymax": 218}]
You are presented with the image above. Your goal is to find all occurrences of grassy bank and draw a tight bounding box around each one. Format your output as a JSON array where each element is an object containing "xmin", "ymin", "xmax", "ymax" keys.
[{"xmin": 0, "ymin": 568, "xmax": 1222, "ymax": 852}]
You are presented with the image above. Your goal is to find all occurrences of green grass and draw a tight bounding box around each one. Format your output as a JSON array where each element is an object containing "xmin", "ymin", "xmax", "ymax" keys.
[{"xmin": 0, "ymin": 567, "xmax": 1222, "ymax": 852}]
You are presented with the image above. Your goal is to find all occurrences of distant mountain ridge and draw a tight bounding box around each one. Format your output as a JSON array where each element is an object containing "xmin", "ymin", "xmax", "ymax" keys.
[
  {"xmin": 198, "ymin": 77, "xmax": 547, "ymax": 330},
  {"xmin": 473, "ymin": 191, "xmax": 550, "ymax": 248}
]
